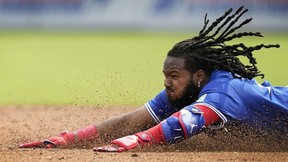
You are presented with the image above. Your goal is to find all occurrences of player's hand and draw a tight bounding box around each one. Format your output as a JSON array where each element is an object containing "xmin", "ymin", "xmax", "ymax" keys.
[
  {"xmin": 19, "ymin": 131, "xmax": 72, "ymax": 149},
  {"xmin": 93, "ymin": 132, "xmax": 153, "ymax": 152}
]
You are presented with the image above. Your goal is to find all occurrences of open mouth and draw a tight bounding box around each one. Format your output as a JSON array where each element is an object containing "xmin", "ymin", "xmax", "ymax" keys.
[{"xmin": 165, "ymin": 89, "xmax": 173, "ymax": 95}]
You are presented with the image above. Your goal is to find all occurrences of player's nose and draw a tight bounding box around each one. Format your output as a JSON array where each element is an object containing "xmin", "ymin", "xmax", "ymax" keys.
[{"xmin": 164, "ymin": 78, "xmax": 172, "ymax": 88}]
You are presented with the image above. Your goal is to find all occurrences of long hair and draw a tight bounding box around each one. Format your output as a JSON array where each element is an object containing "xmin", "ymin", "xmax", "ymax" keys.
[{"xmin": 168, "ymin": 6, "xmax": 280, "ymax": 79}]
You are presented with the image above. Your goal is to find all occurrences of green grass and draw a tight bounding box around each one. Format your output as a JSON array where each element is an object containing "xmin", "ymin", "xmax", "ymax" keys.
[{"xmin": 0, "ymin": 31, "xmax": 287, "ymax": 106}]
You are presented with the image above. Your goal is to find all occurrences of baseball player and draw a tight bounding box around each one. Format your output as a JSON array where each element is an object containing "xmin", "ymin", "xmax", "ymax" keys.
[{"xmin": 19, "ymin": 6, "xmax": 288, "ymax": 152}]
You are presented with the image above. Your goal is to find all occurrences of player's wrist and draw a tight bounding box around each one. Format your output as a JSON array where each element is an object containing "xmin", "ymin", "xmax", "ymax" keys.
[
  {"xmin": 58, "ymin": 131, "xmax": 77, "ymax": 144},
  {"xmin": 55, "ymin": 125, "xmax": 98, "ymax": 146},
  {"xmin": 135, "ymin": 131, "xmax": 154, "ymax": 146},
  {"xmin": 74, "ymin": 125, "xmax": 98, "ymax": 142},
  {"xmin": 93, "ymin": 131, "xmax": 160, "ymax": 152}
]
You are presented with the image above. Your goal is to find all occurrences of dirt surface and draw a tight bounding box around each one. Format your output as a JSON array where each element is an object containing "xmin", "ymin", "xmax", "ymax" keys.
[{"xmin": 1, "ymin": 106, "xmax": 287, "ymax": 162}]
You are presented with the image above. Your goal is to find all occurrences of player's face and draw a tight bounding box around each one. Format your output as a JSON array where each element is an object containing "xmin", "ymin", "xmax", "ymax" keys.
[{"xmin": 163, "ymin": 56, "xmax": 200, "ymax": 106}]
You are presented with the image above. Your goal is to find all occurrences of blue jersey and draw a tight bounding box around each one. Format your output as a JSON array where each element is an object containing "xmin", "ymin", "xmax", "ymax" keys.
[{"xmin": 145, "ymin": 70, "xmax": 288, "ymax": 131}]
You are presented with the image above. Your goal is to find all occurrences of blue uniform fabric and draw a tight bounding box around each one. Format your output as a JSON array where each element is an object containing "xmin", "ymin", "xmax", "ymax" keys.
[{"xmin": 145, "ymin": 70, "xmax": 288, "ymax": 131}]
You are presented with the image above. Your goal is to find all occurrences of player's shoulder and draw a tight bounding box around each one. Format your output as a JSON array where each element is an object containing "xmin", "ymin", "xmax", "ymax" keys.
[
  {"xmin": 201, "ymin": 70, "xmax": 234, "ymax": 92},
  {"xmin": 210, "ymin": 70, "xmax": 233, "ymax": 79}
]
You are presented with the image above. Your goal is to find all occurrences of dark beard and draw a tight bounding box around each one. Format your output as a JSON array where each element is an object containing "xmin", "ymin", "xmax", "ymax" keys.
[{"xmin": 169, "ymin": 82, "xmax": 201, "ymax": 109}]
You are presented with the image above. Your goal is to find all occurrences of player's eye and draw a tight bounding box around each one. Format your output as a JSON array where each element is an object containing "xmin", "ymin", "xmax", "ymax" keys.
[{"xmin": 171, "ymin": 75, "xmax": 179, "ymax": 79}]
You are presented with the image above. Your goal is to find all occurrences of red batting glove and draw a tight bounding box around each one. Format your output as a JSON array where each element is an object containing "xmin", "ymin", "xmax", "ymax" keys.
[
  {"xmin": 19, "ymin": 131, "xmax": 75, "ymax": 149},
  {"xmin": 19, "ymin": 125, "xmax": 98, "ymax": 149},
  {"xmin": 93, "ymin": 131, "xmax": 153, "ymax": 152}
]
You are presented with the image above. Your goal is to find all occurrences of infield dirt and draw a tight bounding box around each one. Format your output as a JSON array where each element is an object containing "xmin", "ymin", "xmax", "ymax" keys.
[{"xmin": 1, "ymin": 106, "xmax": 287, "ymax": 162}]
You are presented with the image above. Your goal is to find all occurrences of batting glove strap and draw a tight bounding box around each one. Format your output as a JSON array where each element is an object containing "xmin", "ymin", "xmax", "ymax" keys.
[
  {"xmin": 42, "ymin": 131, "xmax": 77, "ymax": 148},
  {"xmin": 110, "ymin": 131, "xmax": 153, "ymax": 151},
  {"xmin": 43, "ymin": 136, "xmax": 68, "ymax": 148},
  {"xmin": 111, "ymin": 135, "xmax": 139, "ymax": 150},
  {"xmin": 135, "ymin": 131, "xmax": 154, "ymax": 145}
]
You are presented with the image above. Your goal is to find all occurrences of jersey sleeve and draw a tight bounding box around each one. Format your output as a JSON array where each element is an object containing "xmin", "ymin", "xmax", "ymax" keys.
[
  {"xmin": 193, "ymin": 102, "xmax": 228, "ymax": 129},
  {"xmin": 196, "ymin": 91, "xmax": 247, "ymax": 128},
  {"xmin": 145, "ymin": 90, "xmax": 180, "ymax": 123}
]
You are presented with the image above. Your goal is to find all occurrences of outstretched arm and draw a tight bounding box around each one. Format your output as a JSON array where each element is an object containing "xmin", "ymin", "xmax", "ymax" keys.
[
  {"xmin": 95, "ymin": 105, "xmax": 156, "ymax": 140},
  {"xmin": 94, "ymin": 104, "xmax": 221, "ymax": 152},
  {"xmin": 19, "ymin": 105, "xmax": 156, "ymax": 148}
]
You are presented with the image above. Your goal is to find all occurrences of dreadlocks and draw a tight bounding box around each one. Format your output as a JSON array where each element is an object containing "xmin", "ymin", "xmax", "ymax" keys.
[{"xmin": 168, "ymin": 6, "xmax": 280, "ymax": 79}]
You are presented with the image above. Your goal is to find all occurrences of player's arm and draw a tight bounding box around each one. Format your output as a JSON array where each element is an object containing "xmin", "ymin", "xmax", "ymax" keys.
[
  {"xmin": 94, "ymin": 103, "xmax": 222, "ymax": 152},
  {"xmin": 19, "ymin": 105, "xmax": 156, "ymax": 148},
  {"xmin": 95, "ymin": 105, "xmax": 156, "ymax": 140}
]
